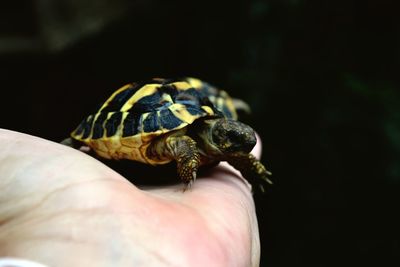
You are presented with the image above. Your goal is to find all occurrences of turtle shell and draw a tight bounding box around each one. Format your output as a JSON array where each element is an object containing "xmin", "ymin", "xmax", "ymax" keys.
[{"xmin": 70, "ymin": 77, "xmax": 237, "ymax": 164}]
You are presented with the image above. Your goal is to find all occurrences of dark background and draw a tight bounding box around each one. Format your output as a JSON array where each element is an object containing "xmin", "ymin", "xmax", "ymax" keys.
[{"xmin": 1, "ymin": 0, "xmax": 399, "ymax": 266}]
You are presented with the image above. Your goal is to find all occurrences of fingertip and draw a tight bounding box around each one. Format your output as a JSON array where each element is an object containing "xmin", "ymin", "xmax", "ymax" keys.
[{"xmin": 252, "ymin": 133, "xmax": 262, "ymax": 160}]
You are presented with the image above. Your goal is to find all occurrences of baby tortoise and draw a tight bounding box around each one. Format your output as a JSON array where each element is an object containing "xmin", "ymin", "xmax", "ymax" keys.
[{"xmin": 62, "ymin": 77, "xmax": 272, "ymax": 191}]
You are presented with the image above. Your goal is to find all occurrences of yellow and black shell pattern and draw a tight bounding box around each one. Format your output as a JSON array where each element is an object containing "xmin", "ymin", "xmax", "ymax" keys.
[{"xmin": 70, "ymin": 77, "xmax": 238, "ymax": 165}]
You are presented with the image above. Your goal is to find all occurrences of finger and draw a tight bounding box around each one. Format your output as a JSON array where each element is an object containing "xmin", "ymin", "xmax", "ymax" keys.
[
  {"xmin": 0, "ymin": 129, "xmax": 125, "ymax": 180},
  {"xmin": 147, "ymin": 135, "xmax": 263, "ymax": 266},
  {"xmin": 252, "ymin": 133, "xmax": 263, "ymax": 160},
  {"xmin": 0, "ymin": 129, "xmax": 135, "ymax": 210}
]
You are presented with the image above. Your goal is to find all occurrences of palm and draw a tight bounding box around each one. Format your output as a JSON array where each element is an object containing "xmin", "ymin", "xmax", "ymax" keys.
[{"xmin": 0, "ymin": 129, "xmax": 260, "ymax": 267}]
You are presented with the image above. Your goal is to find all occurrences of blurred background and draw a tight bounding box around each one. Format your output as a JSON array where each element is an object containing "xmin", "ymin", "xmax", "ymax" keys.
[{"xmin": 1, "ymin": 0, "xmax": 399, "ymax": 266}]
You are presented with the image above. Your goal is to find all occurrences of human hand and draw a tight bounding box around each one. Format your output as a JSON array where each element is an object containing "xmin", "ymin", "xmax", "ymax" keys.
[{"xmin": 0, "ymin": 129, "xmax": 260, "ymax": 267}]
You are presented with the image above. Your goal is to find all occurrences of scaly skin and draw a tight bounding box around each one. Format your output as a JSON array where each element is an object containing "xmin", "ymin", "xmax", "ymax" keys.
[
  {"xmin": 167, "ymin": 136, "xmax": 200, "ymax": 190},
  {"xmin": 228, "ymin": 153, "xmax": 272, "ymax": 192},
  {"xmin": 147, "ymin": 135, "xmax": 200, "ymax": 190}
]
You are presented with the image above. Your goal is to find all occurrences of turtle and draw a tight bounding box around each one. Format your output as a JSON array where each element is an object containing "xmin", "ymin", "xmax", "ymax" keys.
[{"xmin": 62, "ymin": 77, "xmax": 272, "ymax": 191}]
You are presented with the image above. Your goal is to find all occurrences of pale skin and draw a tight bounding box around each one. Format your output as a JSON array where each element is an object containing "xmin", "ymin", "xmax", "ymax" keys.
[{"xmin": 0, "ymin": 129, "xmax": 261, "ymax": 267}]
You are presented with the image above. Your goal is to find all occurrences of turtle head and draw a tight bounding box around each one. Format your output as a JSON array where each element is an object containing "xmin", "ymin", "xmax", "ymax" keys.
[{"xmin": 203, "ymin": 118, "xmax": 257, "ymax": 155}]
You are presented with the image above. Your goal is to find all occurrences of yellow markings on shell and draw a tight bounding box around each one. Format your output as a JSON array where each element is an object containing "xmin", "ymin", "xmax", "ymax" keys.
[
  {"xmin": 71, "ymin": 114, "xmax": 92, "ymax": 141},
  {"xmin": 86, "ymin": 112, "xmax": 120, "ymax": 159},
  {"xmin": 168, "ymin": 103, "xmax": 215, "ymax": 125},
  {"xmin": 224, "ymin": 97, "xmax": 238, "ymax": 119},
  {"xmin": 171, "ymin": 81, "xmax": 193, "ymax": 90},
  {"xmin": 216, "ymin": 97, "xmax": 225, "ymax": 111},
  {"xmin": 219, "ymin": 90, "xmax": 237, "ymax": 118},
  {"xmin": 103, "ymin": 137, "xmax": 121, "ymax": 155},
  {"xmin": 99, "ymin": 83, "xmax": 133, "ymax": 112},
  {"xmin": 94, "ymin": 149, "xmax": 113, "ymax": 160},
  {"xmin": 89, "ymin": 139, "xmax": 109, "ymax": 155},
  {"xmin": 201, "ymin": 105, "xmax": 214, "ymax": 116},
  {"xmin": 218, "ymin": 90, "xmax": 238, "ymax": 120},
  {"xmin": 209, "ymin": 91, "xmax": 237, "ymax": 120},
  {"xmin": 208, "ymin": 95, "xmax": 216, "ymax": 103},
  {"xmin": 120, "ymin": 84, "xmax": 159, "ymax": 112},
  {"xmin": 140, "ymin": 112, "xmax": 149, "ymax": 126},
  {"xmin": 183, "ymin": 78, "xmax": 238, "ymax": 119},
  {"xmin": 184, "ymin": 77, "xmax": 203, "ymax": 89},
  {"xmin": 168, "ymin": 104, "xmax": 198, "ymax": 124},
  {"xmin": 88, "ymin": 111, "xmax": 107, "ymax": 140},
  {"xmin": 120, "ymin": 135, "xmax": 142, "ymax": 148},
  {"xmin": 160, "ymin": 92, "xmax": 174, "ymax": 104},
  {"xmin": 140, "ymin": 112, "xmax": 164, "ymax": 143},
  {"xmin": 107, "ymin": 112, "xmax": 124, "ymax": 138},
  {"xmin": 118, "ymin": 142, "xmax": 146, "ymax": 163}
]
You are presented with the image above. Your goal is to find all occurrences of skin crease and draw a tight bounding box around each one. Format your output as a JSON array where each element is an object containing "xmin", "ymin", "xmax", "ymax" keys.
[{"xmin": 0, "ymin": 129, "xmax": 261, "ymax": 267}]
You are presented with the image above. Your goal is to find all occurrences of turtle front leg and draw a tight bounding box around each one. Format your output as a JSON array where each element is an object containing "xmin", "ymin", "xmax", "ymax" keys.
[
  {"xmin": 147, "ymin": 135, "xmax": 200, "ymax": 191},
  {"xmin": 227, "ymin": 153, "xmax": 272, "ymax": 192}
]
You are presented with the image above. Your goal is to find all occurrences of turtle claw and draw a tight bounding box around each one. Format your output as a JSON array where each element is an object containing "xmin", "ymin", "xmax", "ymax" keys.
[
  {"xmin": 182, "ymin": 179, "xmax": 194, "ymax": 192},
  {"xmin": 179, "ymin": 162, "xmax": 198, "ymax": 192},
  {"xmin": 228, "ymin": 153, "xmax": 273, "ymax": 192}
]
